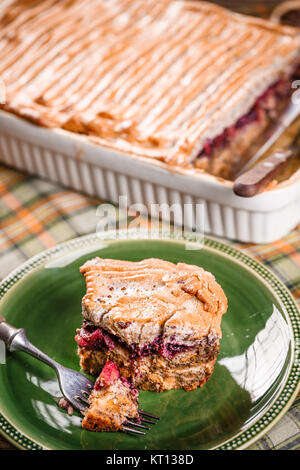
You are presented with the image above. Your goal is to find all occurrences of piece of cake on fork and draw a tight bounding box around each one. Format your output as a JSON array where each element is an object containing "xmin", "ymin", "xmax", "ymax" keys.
[
  {"xmin": 76, "ymin": 257, "xmax": 227, "ymax": 392},
  {"xmin": 82, "ymin": 361, "xmax": 139, "ymax": 432}
]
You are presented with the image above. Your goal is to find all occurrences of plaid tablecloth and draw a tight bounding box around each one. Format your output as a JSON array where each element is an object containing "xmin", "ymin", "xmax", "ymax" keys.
[
  {"xmin": 0, "ymin": 164, "xmax": 299, "ymax": 451},
  {"xmin": 0, "ymin": 0, "xmax": 300, "ymax": 450}
]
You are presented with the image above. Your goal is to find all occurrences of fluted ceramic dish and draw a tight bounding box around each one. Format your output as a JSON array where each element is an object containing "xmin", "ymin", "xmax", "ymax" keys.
[
  {"xmin": 1, "ymin": 110, "xmax": 300, "ymax": 244},
  {"xmin": 0, "ymin": 230, "xmax": 299, "ymax": 450}
]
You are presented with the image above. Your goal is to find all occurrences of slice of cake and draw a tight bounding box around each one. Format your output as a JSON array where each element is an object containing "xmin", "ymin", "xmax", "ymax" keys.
[
  {"xmin": 82, "ymin": 361, "xmax": 139, "ymax": 432},
  {"xmin": 76, "ymin": 257, "xmax": 227, "ymax": 392}
]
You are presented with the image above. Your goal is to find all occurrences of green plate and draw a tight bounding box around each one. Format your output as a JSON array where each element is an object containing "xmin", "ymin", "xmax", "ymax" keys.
[{"xmin": 0, "ymin": 230, "xmax": 299, "ymax": 450}]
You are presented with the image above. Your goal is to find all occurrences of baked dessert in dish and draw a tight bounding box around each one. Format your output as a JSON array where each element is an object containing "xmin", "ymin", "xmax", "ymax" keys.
[
  {"xmin": 1, "ymin": 0, "xmax": 299, "ymax": 180},
  {"xmin": 75, "ymin": 257, "xmax": 227, "ymax": 392},
  {"xmin": 82, "ymin": 360, "xmax": 139, "ymax": 432}
]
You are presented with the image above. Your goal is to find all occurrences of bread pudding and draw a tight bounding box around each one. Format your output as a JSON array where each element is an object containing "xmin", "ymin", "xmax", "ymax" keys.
[{"xmin": 75, "ymin": 257, "xmax": 227, "ymax": 392}]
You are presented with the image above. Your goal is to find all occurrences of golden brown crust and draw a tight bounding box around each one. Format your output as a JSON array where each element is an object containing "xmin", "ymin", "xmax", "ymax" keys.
[
  {"xmin": 80, "ymin": 257, "xmax": 227, "ymax": 345},
  {"xmin": 0, "ymin": 0, "xmax": 299, "ymax": 170},
  {"xmin": 82, "ymin": 413, "xmax": 123, "ymax": 432}
]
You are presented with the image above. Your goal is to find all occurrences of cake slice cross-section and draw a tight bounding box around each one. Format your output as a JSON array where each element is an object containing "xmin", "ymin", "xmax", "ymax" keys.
[
  {"xmin": 76, "ymin": 257, "xmax": 227, "ymax": 392},
  {"xmin": 82, "ymin": 361, "xmax": 139, "ymax": 432}
]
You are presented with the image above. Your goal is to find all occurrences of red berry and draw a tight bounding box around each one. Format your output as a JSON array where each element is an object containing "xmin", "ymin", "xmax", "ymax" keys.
[{"xmin": 95, "ymin": 361, "xmax": 120, "ymax": 390}]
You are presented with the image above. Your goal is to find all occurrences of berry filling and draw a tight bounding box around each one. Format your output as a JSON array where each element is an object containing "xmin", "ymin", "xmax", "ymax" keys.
[
  {"xmin": 75, "ymin": 323, "xmax": 116, "ymax": 351},
  {"xmin": 197, "ymin": 77, "xmax": 292, "ymax": 159},
  {"xmin": 75, "ymin": 321, "xmax": 197, "ymax": 360},
  {"xmin": 94, "ymin": 361, "xmax": 120, "ymax": 390},
  {"xmin": 93, "ymin": 361, "xmax": 139, "ymax": 403}
]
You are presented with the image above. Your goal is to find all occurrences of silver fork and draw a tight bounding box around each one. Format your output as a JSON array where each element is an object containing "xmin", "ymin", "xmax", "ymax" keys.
[{"xmin": 0, "ymin": 317, "xmax": 159, "ymax": 435}]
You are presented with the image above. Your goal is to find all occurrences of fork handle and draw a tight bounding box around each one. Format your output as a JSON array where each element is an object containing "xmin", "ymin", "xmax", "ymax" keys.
[
  {"xmin": 0, "ymin": 315, "xmax": 22, "ymax": 348},
  {"xmin": 0, "ymin": 316, "xmax": 60, "ymax": 372}
]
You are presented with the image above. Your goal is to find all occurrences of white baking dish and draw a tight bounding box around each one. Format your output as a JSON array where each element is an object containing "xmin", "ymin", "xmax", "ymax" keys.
[{"xmin": 0, "ymin": 110, "xmax": 299, "ymax": 243}]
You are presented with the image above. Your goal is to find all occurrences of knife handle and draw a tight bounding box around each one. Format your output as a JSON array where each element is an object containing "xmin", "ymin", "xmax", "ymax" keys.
[{"xmin": 233, "ymin": 148, "xmax": 293, "ymax": 197}]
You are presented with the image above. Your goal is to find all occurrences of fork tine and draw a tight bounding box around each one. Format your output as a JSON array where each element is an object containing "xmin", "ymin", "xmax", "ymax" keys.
[
  {"xmin": 74, "ymin": 394, "xmax": 89, "ymax": 405},
  {"xmin": 69, "ymin": 397, "xmax": 88, "ymax": 413},
  {"xmin": 138, "ymin": 409, "xmax": 160, "ymax": 420},
  {"xmin": 79, "ymin": 397, "xmax": 90, "ymax": 405},
  {"xmin": 123, "ymin": 425, "xmax": 146, "ymax": 435},
  {"xmin": 79, "ymin": 383, "xmax": 93, "ymax": 396},
  {"xmin": 126, "ymin": 420, "xmax": 149, "ymax": 430},
  {"xmin": 140, "ymin": 416, "xmax": 157, "ymax": 425}
]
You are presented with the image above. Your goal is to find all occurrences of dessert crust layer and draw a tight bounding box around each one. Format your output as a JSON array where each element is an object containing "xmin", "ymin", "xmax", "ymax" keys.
[{"xmin": 80, "ymin": 257, "xmax": 227, "ymax": 347}]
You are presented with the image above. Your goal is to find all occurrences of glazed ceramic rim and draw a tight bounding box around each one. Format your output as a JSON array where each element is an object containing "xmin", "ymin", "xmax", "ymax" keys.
[{"xmin": 0, "ymin": 229, "xmax": 299, "ymax": 450}]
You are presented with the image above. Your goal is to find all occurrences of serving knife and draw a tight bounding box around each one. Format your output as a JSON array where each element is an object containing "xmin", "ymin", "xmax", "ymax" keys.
[
  {"xmin": 233, "ymin": 100, "xmax": 300, "ymax": 197},
  {"xmin": 233, "ymin": 135, "xmax": 300, "ymax": 197}
]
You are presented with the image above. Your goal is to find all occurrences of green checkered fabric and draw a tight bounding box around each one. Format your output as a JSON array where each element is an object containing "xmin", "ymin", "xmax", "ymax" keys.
[{"xmin": 0, "ymin": 165, "xmax": 299, "ymax": 450}]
